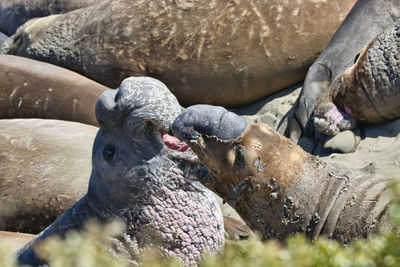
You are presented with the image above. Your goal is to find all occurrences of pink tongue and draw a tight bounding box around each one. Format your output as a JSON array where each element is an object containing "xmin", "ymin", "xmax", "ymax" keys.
[{"xmin": 162, "ymin": 133, "xmax": 189, "ymax": 152}]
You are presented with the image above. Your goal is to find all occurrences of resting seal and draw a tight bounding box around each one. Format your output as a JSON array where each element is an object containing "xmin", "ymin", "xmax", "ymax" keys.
[
  {"xmin": 0, "ymin": 0, "xmax": 103, "ymax": 35},
  {"xmin": 172, "ymin": 105, "xmax": 391, "ymax": 243},
  {"xmin": 17, "ymin": 77, "xmax": 224, "ymax": 266},
  {"xmin": 0, "ymin": 55, "xmax": 108, "ymax": 126},
  {"xmin": 293, "ymin": 0, "xmax": 400, "ymax": 138},
  {"xmin": 313, "ymin": 20, "xmax": 400, "ymax": 135},
  {"xmin": 1, "ymin": 0, "xmax": 355, "ymax": 107},
  {"xmin": 0, "ymin": 119, "xmax": 96, "ymax": 234}
]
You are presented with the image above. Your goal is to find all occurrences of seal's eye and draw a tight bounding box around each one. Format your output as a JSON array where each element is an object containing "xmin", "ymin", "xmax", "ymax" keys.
[{"xmin": 103, "ymin": 144, "xmax": 115, "ymax": 162}]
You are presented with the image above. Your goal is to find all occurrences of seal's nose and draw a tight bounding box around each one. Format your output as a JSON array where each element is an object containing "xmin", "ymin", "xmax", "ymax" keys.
[{"xmin": 171, "ymin": 104, "xmax": 248, "ymax": 143}]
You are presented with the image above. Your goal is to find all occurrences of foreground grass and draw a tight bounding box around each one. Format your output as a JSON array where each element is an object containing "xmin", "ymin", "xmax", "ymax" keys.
[{"xmin": 1, "ymin": 180, "xmax": 400, "ymax": 267}]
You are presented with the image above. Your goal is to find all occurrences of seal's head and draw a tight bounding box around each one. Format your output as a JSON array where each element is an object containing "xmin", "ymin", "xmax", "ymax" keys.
[
  {"xmin": 171, "ymin": 104, "xmax": 250, "ymax": 197},
  {"xmin": 89, "ymin": 78, "xmax": 223, "ymax": 265}
]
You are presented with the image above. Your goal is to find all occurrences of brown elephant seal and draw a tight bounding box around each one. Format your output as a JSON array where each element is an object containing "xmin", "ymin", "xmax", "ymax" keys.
[
  {"xmin": 293, "ymin": 0, "xmax": 400, "ymax": 138},
  {"xmin": 0, "ymin": 0, "xmax": 103, "ymax": 35},
  {"xmin": 0, "ymin": 119, "xmax": 97, "ymax": 234},
  {"xmin": 1, "ymin": 0, "xmax": 356, "ymax": 107},
  {"xmin": 172, "ymin": 105, "xmax": 391, "ymax": 243},
  {"xmin": 17, "ymin": 77, "xmax": 224, "ymax": 266},
  {"xmin": 0, "ymin": 55, "xmax": 108, "ymax": 126},
  {"xmin": 313, "ymin": 20, "xmax": 400, "ymax": 135}
]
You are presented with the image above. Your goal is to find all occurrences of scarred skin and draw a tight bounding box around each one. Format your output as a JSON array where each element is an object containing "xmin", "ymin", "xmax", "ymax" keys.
[
  {"xmin": 0, "ymin": 0, "xmax": 103, "ymax": 35},
  {"xmin": 0, "ymin": 0, "xmax": 356, "ymax": 107},
  {"xmin": 172, "ymin": 105, "xmax": 391, "ymax": 243},
  {"xmin": 314, "ymin": 20, "xmax": 400, "ymax": 135},
  {"xmin": 293, "ymin": 0, "xmax": 400, "ymax": 138},
  {"xmin": 0, "ymin": 55, "xmax": 108, "ymax": 126},
  {"xmin": 17, "ymin": 77, "xmax": 224, "ymax": 266}
]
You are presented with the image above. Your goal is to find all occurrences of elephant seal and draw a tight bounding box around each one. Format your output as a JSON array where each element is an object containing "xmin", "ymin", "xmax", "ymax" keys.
[
  {"xmin": 172, "ymin": 105, "xmax": 391, "ymax": 243},
  {"xmin": 0, "ymin": 55, "xmax": 108, "ymax": 126},
  {"xmin": 0, "ymin": 0, "xmax": 103, "ymax": 35},
  {"xmin": 314, "ymin": 20, "xmax": 400, "ymax": 135},
  {"xmin": 1, "ymin": 0, "xmax": 356, "ymax": 107},
  {"xmin": 17, "ymin": 77, "xmax": 224, "ymax": 266},
  {"xmin": 293, "ymin": 0, "xmax": 400, "ymax": 138},
  {"xmin": 0, "ymin": 119, "xmax": 97, "ymax": 234}
]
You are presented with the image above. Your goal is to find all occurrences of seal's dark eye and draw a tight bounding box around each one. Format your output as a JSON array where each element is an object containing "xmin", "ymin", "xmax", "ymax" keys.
[{"xmin": 103, "ymin": 144, "xmax": 115, "ymax": 162}]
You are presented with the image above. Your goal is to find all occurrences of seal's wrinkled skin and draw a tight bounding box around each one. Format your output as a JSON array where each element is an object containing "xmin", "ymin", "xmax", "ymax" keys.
[
  {"xmin": 17, "ymin": 77, "xmax": 224, "ymax": 266},
  {"xmin": 0, "ymin": 0, "xmax": 103, "ymax": 35},
  {"xmin": 314, "ymin": 20, "xmax": 400, "ymax": 135},
  {"xmin": 293, "ymin": 0, "xmax": 400, "ymax": 138},
  {"xmin": 0, "ymin": 0, "xmax": 356, "ymax": 107},
  {"xmin": 172, "ymin": 105, "xmax": 391, "ymax": 243}
]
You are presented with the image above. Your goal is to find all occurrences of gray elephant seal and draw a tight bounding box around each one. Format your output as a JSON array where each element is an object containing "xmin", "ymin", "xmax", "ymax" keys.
[
  {"xmin": 172, "ymin": 105, "xmax": 391, "ymax": 243},
  {"xmin": 293, "ymin": 0, "xmax": 400, "ymax": 138},
  {"xmin": 0, "ymin": 0, "xmax": 103, "ymax": 35},
  {"xmin": 314, "ymin": 20, "xmax": 400, "ymax": 135},
  {"xmin": 0, "ymin": 55, "xmax": 108, "ymax": 126},
  {"xmin": 1, "ymin": 0, "xmax": 356, "ymax": 107},
  {"xmin": 17, "ymin": 77, "xmax": 224, "ymax": 266}
]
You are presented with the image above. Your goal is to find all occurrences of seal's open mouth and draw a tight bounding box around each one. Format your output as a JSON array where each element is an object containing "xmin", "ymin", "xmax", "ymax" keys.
[{"xmin": 161, "ymin": 133, "xmax": 189, "ymax": 152}]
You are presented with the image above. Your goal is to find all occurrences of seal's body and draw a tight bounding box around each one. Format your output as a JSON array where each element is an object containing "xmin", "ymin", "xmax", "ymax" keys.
[
  {"xmin": 17, "ymin": 78, "xmax": 224, "ymax": 266},
  {"xmin": 1, "ymin": 0, "xmax": 356, "ymax": 107},
  {"xmin": 0, "ymin": 119, "xmax": 96, "ymax": 234},
  {"xmin": 0, "ymin": 55, "xmax": 108, "ymax": 126},
  {"xmin": 172, "ymin": 105, "xmax": 391, "ymax": 243},
  {"xmin": 314, "ymin": 20, "xmax": 400, "ymax": 135}
]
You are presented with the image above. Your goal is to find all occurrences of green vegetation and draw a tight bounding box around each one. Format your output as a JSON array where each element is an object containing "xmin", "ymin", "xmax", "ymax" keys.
[{"xmin": 1, "ymin": 181, "xmax": 400, "ymax": 267}]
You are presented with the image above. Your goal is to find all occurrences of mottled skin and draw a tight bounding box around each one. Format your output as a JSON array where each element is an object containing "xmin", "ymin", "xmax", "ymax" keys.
[
  {"xmin": 314, "ymin": 20, "xmax": 400, "ymax": 135},
  {"xmin": 0, "ymin": 0, "xmax": 103, "ymax": 35},
  {"xmin": 0, "ymin": 0, "xmax": 356, "ymax": 107},
  {"xmin": 0, "ymin": 119, "xmax": 96, "ymax": 234},
  {"xmin": 293, "ymin": 0, "xmax": 400, "ymax": 138},
  {"xmin": 17, "ymin": 77, "xmax": 224, "ymax": 266},
  {"xmin": 0, "ymin": 55, "xmax": 108, "ymax": 126},
  {"xmin": 172, "ymin": 105, "xmax": 391, "ymax": 243}
]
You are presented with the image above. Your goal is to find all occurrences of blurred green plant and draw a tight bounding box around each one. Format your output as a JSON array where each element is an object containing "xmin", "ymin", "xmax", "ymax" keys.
[{"xmin": 0, "ymin": 179, "xmax": 399, "ymax": 267}]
